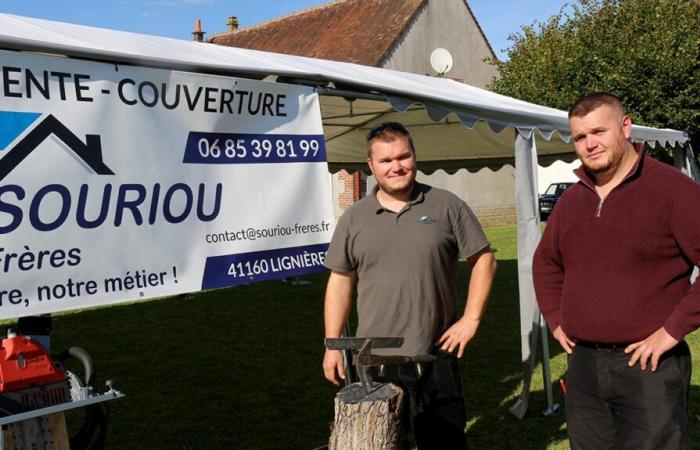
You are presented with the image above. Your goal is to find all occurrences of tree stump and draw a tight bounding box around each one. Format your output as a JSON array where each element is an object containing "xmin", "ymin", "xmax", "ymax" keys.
[
  {"xmin": 3, "ymin": 413, "xmax": 70, "ymax": 450},
  {"xmin": 328, "ymin": 382, "xmax": 404, "ymax": 450}
]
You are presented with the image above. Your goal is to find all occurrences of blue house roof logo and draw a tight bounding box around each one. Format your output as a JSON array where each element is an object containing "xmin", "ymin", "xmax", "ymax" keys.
[{"xmin": 0, "ymin": 111, "xmax": 114, "ymax": 182}]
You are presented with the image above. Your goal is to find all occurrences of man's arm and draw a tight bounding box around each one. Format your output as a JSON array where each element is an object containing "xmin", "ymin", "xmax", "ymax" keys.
[
  {"xmin": 322, "ymin": 270, "xmax": 356, "ymax": 385},
  {"xmin": 625, "ymin": 175, "xmax": 700, "ymax": 371},
  {"xmin": 532, "ymin": 208, "xmax": 572, "ymax": 352},
  {"xmin": 437, "ymin": 246, "xmax": 497, "ymax": 358}
]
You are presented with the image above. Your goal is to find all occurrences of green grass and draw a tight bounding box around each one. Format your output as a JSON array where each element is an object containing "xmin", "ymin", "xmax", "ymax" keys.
[{"xmin": 6, "ymin": 225, "xmax": 700, "ymax": 449}]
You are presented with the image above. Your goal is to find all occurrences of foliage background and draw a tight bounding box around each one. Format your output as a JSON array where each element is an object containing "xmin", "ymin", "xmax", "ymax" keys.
[{"xmin": 489, "ymin": 0, "xmax": 700, "ymax": 154}]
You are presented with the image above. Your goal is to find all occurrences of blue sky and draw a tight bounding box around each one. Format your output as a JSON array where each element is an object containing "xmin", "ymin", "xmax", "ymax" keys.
[{"xmin": 0, "ymin": 0, "xmax": 569, "ymax": 60}]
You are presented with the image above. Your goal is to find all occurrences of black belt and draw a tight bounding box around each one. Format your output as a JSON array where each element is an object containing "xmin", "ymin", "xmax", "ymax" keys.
[
  {"xmin": 433, "ymin": 348, "xmax": 457, "ymax": 359},
  {"xmin": 576, "ymin": 341, "xmax": 632, "ymax": 352}
]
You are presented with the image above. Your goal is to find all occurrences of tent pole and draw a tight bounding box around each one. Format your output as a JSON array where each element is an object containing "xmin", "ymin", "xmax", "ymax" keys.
[
  {"xmin": 673, "ymin": 146, "xmax": 690, "ymax": 177},
  {"xmin": 682, "ymin": 143, "xmax": 700, "ymax": 284},
  {"xmin": 510, "ymin": 131, "xmax": 558, "ymax": 418},
  {"xmin": 684, "ymin": 143, "xmax": 700, "ymax": 182},
  {"xmin": 672, "ymin": 142, "xmax": 700, "ymax": 182},
  {"xmin": 540, "ymin": 308, "xmax": 558, "ymax": 416}
]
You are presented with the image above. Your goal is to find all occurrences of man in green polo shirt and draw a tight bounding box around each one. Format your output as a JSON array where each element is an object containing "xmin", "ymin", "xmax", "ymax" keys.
[{"xmin": 322, "ymin": 122, "xmax": 497, "ymax": 449}]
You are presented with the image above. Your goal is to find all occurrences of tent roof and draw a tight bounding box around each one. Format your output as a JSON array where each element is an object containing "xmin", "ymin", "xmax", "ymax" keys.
[{"xmin": 0, "ymin": 14, "xmax": 689, "ymax": 172}]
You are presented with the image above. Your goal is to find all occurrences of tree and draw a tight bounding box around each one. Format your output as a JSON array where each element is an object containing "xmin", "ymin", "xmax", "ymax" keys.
[{"xmin": 489, "ymin": 0, "xmax": 700, "ymax": 155}]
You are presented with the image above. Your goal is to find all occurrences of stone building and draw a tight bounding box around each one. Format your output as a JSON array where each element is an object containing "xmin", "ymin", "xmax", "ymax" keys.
[{"xmin": 207, "ymin": 0, "xmax": 517, "ymax": 226}]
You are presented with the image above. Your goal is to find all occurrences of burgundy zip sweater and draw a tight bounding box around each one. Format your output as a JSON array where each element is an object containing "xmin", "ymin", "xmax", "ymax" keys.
[{"xmin": 533, "ymin": 152, "xmax": 700, "ymax": 343}]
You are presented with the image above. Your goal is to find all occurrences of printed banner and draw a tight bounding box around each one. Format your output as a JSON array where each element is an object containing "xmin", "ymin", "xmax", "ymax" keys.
[{"xmin": 0, "ymin": 50, "xmax": 334, "ymax": 319}]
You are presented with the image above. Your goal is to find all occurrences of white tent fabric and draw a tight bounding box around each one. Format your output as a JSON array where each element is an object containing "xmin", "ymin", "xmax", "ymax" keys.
[
  {"xmin": 0, "ymin": 13, "xmax": 695, "ymax": 417},
  {"xmin": 0, "ymin": 13, "xmax": 688, "ymax": 166}
]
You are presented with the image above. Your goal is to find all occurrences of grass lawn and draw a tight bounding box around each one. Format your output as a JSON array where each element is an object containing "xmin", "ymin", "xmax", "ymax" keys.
[{"xmin": 7, "ymin": 225, "xmax": 699, "ymax": 449}]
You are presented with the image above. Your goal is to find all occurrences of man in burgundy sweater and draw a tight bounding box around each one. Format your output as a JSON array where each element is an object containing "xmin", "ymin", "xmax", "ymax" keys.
[{"xmin": 533, "ymin": 92, "xmax": 700, "ymax": 449}]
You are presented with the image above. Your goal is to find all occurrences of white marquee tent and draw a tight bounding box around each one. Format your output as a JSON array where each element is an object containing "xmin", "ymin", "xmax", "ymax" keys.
[{"xmin": 1, "ymin": 13, "xmax": 696, "ymax": 416}]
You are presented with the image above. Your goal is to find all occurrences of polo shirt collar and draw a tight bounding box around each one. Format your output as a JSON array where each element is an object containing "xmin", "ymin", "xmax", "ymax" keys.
[{"xmin": 370, "ymin": 182, "xmax": 425, "ymax": 214}]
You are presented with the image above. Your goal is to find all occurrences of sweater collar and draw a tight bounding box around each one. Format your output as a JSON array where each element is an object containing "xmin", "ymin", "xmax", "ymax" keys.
[{"xmin": 574, "ymin": 148, "xmax": 645, "ymax": 190}]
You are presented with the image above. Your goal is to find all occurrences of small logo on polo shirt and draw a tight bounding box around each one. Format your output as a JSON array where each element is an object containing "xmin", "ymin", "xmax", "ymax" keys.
[{"xmin": 419, "ymin": 215, "xmax": 437, "ymax": 224}]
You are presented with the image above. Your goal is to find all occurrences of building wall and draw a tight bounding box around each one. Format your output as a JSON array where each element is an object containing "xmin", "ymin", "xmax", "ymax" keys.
[
  {"xmin": 334, "ymin": 161, "xmax": 582, "ymax": 227},
  {"xmin": 360, "ymin": 0, "xmax": 512, "ymax": 226},
  {"xmin": 362, "ymin": 166, "xmax": 517, "ymax": 227},
  {"xmin": 381, "ymin": 0, "xmax": 498, "ymax": 88},
  {"xmin": 332, "ymin": 171, "xmax": 350, "ymax": 219},
  {"xmin": 331, "ymin": 0, "xmax": 515, "ymax": 226},
  {"xmin": 333, "ymin": 170, "xmax": 367, "ymax": 218},
  {"xmin": 417, "ymin": 167, "xmax": 516, "ymax": 227}
]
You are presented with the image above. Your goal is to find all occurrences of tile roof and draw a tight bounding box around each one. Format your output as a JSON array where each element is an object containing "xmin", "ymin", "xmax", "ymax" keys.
[{"xmin": 208, "ymin": 0, "xmax": 427, "ymax": 66}]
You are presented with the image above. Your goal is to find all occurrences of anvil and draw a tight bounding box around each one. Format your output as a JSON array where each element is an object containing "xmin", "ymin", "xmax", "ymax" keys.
[{"xmin": 325, "ymin": 337, "xmax": 437, "ymax": 395}]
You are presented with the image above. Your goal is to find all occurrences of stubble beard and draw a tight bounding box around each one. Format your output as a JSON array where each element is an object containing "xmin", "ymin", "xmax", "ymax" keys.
[
  {"xmin": 377, "ymin": 179, "xmax": 413, "ymax": 196},
  {"xmin": 377, "ymin": 171, "xmax": 416, "ymax": 196},
  {"xmin": 582, "ymin": 145, "xmax": 625, "ymax": 176},
  {"xmin": 583, "ymin": 157, "xmax": 612, "ymax": 174}
]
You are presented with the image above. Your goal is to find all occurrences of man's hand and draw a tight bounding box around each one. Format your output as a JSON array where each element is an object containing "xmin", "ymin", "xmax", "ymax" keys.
[
  {"xmin": 436, "ymin": 316, "xmax": 480, "ymax": 358},
  {"xmin": 553, "ymin": 326, "xmax": 575, "ymax": 354},
  {"xmin": 625, "ymin": 327, "xmax": 679, "ymax": 371},
  {"xmin": 322, "ymin": 349, "xmax": 346, "ymax": 385},
  {"xmin": 437, "ymin": 247, "xmax": 496, "ymax": 358}
]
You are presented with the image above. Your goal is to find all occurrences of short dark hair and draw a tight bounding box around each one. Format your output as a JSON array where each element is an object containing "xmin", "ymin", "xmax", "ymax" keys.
[
  {"xmin": 568, "ymin": 92, "xmax": 625, "ymax": 119},
  {"xmin": 366, "ymin": 122, "xmax": 415, "ymax": 157}
]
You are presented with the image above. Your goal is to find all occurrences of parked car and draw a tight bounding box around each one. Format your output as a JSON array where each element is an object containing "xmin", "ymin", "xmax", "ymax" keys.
[{"xmin": 539, "ymin": 182, "xmax": 574, "ymax": 221}]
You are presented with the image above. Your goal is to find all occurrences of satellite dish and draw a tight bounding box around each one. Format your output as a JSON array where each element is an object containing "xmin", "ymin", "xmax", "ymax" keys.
[{"xmin": 430, "ymin": 48, "xmax": 453, "ymax": 76}]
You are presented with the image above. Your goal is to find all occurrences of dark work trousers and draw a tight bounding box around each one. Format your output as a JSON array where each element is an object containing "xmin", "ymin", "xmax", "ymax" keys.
[
  {"xmin": 369, "ymin": 351, "xmax": 468, "ymax": 450},
  {"xmin": 565, "ymin": 340, "xmax": 691, "ymax": 450}
]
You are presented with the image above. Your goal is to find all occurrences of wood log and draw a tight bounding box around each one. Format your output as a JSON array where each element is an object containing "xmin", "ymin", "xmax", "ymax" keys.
[
  {"xmin": 328, "ymin": 382, "xmax": 404, "ymax": 450},
  {"xmin": 3, "ymin": 413, "xmax": 70, "ymax": 450}
]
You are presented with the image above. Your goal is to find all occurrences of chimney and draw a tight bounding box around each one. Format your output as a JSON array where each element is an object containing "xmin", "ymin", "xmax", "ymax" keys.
[
  {"xmin": 227, "ymin": 16, "xmax": 239, "ymax": 32},
  {"xmin": 192, "ymin": 19, "xmax": 205, "ymax": 42}
]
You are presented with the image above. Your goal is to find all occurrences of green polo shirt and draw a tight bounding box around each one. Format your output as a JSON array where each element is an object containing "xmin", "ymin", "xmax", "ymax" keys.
[{"xmin": 324, "ymin": 182, "xmax": 490, "ymax": 356}]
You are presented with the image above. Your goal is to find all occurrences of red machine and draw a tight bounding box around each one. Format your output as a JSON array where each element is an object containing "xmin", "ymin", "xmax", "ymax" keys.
[
  {"xmin": 0, "ymin": 334, "xmax": 68, "ymax": 402},
  {"xmin": 0, "ymin": 319, "xmax": 123, "ymax": 450}
]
